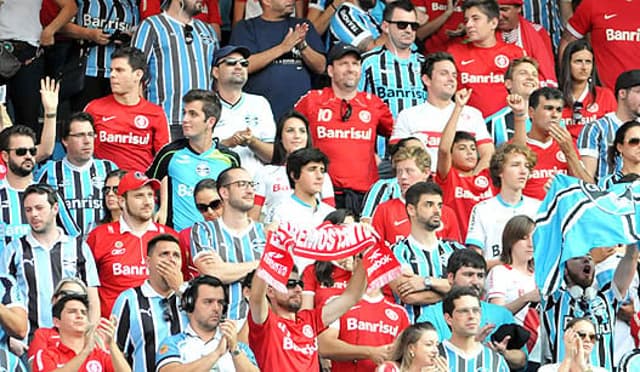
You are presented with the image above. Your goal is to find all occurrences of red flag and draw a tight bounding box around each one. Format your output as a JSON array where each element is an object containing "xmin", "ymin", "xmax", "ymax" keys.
[
  {"xmin": 256, "ymin": 230, "xmax": 295, "ymax": 293},
  {"xmin": 362, "ymin": 241, "xmax": 402, "ymax": 291}
]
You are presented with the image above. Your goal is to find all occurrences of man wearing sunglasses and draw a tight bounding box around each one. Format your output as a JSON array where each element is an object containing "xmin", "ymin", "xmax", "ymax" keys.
[
  {"xmin": 36, "ymin": 112, "xmax": 118, "ymax": 236},
  {"xmin": 112, "ymin": 234, "xmax": 188, "ymax": 372},
  {"xmin": 212, "ymin": 45, "xmax": 276, "ymax": 178}
]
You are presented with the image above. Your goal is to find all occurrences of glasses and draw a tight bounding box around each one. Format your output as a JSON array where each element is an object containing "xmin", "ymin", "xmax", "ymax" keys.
[
  {"xmin": 576, "ymin": 331, "xmax": 597, "ymax": 342},
  {"xmin": 626, "ymin": 137, "xmax": 640, "ymax": 146},
  {"xmin": 160, "ymin": 298, "xmax": 172, "ymax": 322},
  {"xmin": 8, "ymin": 147, "xmax": 37, "ymax": 156},
  {"xmin": 218, "ymin": 58, "xmax": 249, "ymax": 68},
  {"xmin": 184, "ymin": 24, "xmax": 193, "ymax": 45},
  {"xmin": 286, "ymin": 279, "xmax": 304, "ymax": 289},
  {"xmin": 196, "ymin": 199, "xmax": 223, "ymax": 213},
  {"xmin": 386, "ymin": 20, "xmax": 420, "ymax": 31},
  {"xmin": 67, "ymin": 131, "xmax": 96, "ymax": 139},
  {"xmin": 222, "ymin": 180, "xmax": 257, "ymax": 189},
  {"xmin": 340, "ymin": 99, "xmax": 352, "ymax": 122},
  {"xmin": 102, "ymin": 186, "xmax": 118, "ymax": 195}
]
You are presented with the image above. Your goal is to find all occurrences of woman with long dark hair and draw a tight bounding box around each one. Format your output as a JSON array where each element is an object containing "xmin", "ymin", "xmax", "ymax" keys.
[
  {"xmin": 603, "ymin": 120, "xmax": 640, "ymax": 187},
  {"xmin": 558, "ymin": 39, "xmax": 616, "ymax": 142},
  {"xmin": 250, "ymin": 110, "xmax": 334, "ymax": 222},
  {"xmin": 98, "ymin": 169, "xmax": 127, "ymax": 225}
]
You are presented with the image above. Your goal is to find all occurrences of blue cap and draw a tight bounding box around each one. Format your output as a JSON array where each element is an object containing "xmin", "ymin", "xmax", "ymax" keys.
[{"xmin": 213, "ymin": 45, "xmax": 251, "ymax": 66}]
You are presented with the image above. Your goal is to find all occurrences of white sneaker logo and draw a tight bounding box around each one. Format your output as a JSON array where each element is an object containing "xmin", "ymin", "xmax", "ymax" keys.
[
  {"xmin": 604, "ymin": 14, "xmax": 617, "ymax": 20},
  {"xmin": 461, "ymin": 59, "xmax": 475, "ymax": 66},
  {"xmin": 102, "ymin": 116, "xmax": 117, "ymax": 122}
]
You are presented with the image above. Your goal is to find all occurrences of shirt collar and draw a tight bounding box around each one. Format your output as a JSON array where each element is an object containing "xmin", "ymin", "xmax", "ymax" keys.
[
  {"xmin": 119, "ymin": 216, "xmax": 158, "ymax": 234},
  {"xmin": 140, "ymin": 280, "xmax": 174, "ymax": 298},
  {"xmin": 26, "ymin": 227, "xmax": 69, "ymax": 249}
]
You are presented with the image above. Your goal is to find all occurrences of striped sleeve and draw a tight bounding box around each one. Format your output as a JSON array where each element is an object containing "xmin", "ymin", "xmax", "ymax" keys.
[
  {"xmin": 190, "ymin": 221, "xmax": 215, "ymax": 259},
  {"xmin": 112, "ymin": 291, "xmax": 134, "ymax": 364},
  {"xmin": 577, "ymin": 120, "xmax": 600, "ymax": 158},
  {"xmin": 361, "ymin": 180, "xmax": 391, "ymax": 218}
]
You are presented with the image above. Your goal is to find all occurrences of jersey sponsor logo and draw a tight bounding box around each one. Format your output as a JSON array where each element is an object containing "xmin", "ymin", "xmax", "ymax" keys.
[
  {"xmin": 98, "ymin": 131, "xmax": 150, "ymax": 145},
  {"xmin": 302, "ymin": 324, "xmax": 314, "ymax": 338},
  {"xmin": 134, "ymin": 115, "xmax": 150, "ymax": 129},
  {"xmin": 82, "ymin": 15, "xmax": 134, "ymax": 33},
  {"xmin": 195, "ymin": 162, "xmax": 211, "ymax": 177},
  {"xmin": 432, "ymin": 2, "xmax": 461, "ymax": 11},
  {"xmin": 494, "ymin": 54, "xmax": 509, "ymax": 69},
  {"xmin": 65, "ymin": 198, "xmax": 102, "ymax": 210},
  {"xmin": 385, "ymin": 308, "xmax": 398, "ymax": 321},
  {"xmin": 112, "ymin": 263, "xmax": 149, "ymax": 276},
  {"xmin": 337, "ymin": 6, "xmax": 366, "ymax": 35},
  {"xmin": 282, "ymin": 336, "xmax": 318, "ymax": 355},
  {"xmin": 111, "ymin": 248, "xmax": 126, "ymax": 255},
  {"xmin": 460, "ymin": 72, "xmax": 504, "ymax": 84},
  {"xmin": 460, "ymin": 59, "xmax": 475, "ymax": 66},
  {"xmin": 177, "ymin": 184, "xmax": 194, "ymax": 197},
  {"xmin": 358, "ymin": 110, "xmax": 371, "ymax": 123},
  {"xmin": 345, "ymin": 318, "xmax": 400, "ymax": 336},
  {"xmin": 604, "ymin": 13, "xmax": 618, "ymax": 20},
  {"xmin": 530, "ymin": 166, "xmax": 567, "ymax": 179},
  {"xmin": 2, "ymin": 224, "xmax": 29, "ymax": 238},
  {"xmin": 474, "ymin": 175, "xmax": 489, "ymax": 188},
  {"xmin": 605, "ymin": 28, "xmax": 640, "ymax": 42},
  {"xmin": 556, "ymin": 151, "xmax": 567, "ymax": 163},
  {"xmin": 273, "ymin": 183, "xmax": 291, "ymax": 192},
  {"xmin": 316, "ymin": 126, "xmax": 373, "ymax": 140},
  {"xmin": 454, "ymin": 187, "xmax": 492, "ymax": 201},
  {"xmin": 375, "ymin": 87, "xmax": 428, "ymax": 100}
]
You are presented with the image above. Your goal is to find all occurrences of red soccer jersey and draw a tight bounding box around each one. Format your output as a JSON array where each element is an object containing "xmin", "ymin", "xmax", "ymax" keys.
[
  {"xmin": 523, "ymin": 137, "xmax": 575, "ymax": 200},
  {"xmin": 139, "ymin": 0, "xmax": 222, "ymax": 25},
  {"xmin": 178, "ymin": 227, "xmax": 199, "ymax": 281},
  {"xmin": 302, "ymin": 263, "xmax": 351, "ymax": 309},
  {"xmin": 27, "ymin": 328, "xmax": 59, "ymax": 361},
  {"xmin": 295, "ymin": 88, "xmax": 394, "ymax": 193},
  {"xmin": 371, "ymin": 198, "xmax": 462, "ymax": 244},
  {"xmin": 85, "ymin": 95, "xmax": 170, "ymax": 172},
  {"xmin": 447, "ymin": 39, "xmax": 526, "ymax": 117},
  {"xmin": 249, "ymin": 307, "xmax": 325, "ymax": 371},
  {"xmin": 561, "ymin": 86, "xmax": 617, "ymax": 142},
  {"xmin": 86, "ymin": 220, "xmax": 177, "ymax": 317},
  {"xmin": 566, "ymin": 0, "xmax": 640, "ymax": 90},
  {"xmin": 412, "ymin": 0, "xmax": 464, "ymax": 53},
  {"xmin": 0, "ymin": 159, "xmax": 6, "ymax": 180},
  {"xmin": 330, "ymin": 295, "xmax": 410, "ymax": 372},
  {"xmin": 435, "ymin": 168, "xmax": 494, "ymax": 239},
  {"xmin": 33, "ymin": 341, "xmax": 114, "ymax": 372}
]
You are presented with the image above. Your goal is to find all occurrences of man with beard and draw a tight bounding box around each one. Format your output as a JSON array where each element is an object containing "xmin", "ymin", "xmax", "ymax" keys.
[
  {"xmin": 539, "ymin": 244, "xmax": 638, "ymax": 371},
  {"xmin": 155, "ymin": 275, "xmax": 258, "ymax": 371},
  {"xmin": 248, "ymin": 256, "xmax": 368, "ymax": 370},
  {"xmin": 87, "ymin": 171, "xmax": 178, "ymax": 317},
  {"xmin": 229, "ymin": 0, "xmax": 325, "ymax": 121},
  {"xmin": 133, "ymin": 0, "xmax": 218, "ymax": 139},
  {"xmin": 212, "ymin": 45, "xmax": 276, "ymax": 177},
  {"xmin": 191, "ymin": 167, "xmax": 266, "ymax": 321},
  {"xmin": 416, "ymin": 249, "xmax": 527, "ymax": 370}
]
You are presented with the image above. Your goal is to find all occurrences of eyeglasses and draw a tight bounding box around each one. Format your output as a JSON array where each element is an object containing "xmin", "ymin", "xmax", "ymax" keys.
[
  {"xmin": 102, "ymin": 186, "xmax": 118, "ymax": 195},
  {"xmin": 160, "ymin": 298, "xmax": 173, "ymax": 322},
  {"xmin": 184, "ymin": 24, "xmax": 193, "ymax": 45},
  {"xmin": 222, "ymin": 180, "xmax": 257, "ymax": 189},
  {"xmin": 7, "ymin": 147, "xmax": 37, "ymax": 156},
  {"xmin": 626, "ymin": 137, "xmax": 640, "ymax": 146},
  {"xmin": 286, "ymin": 279, "xmax": 304, "ymax": 289},
  {"xmin": 386, "ymin": 20, "xmax": 420, "ymax": 31},
  {"xmin": 576, "ymin": 331, "xmax": 597, "ymax": 342},
  {"xmin": 196, "ymin": 199, "xmax": 223, "ymax": 213},
  {"xmin": 67, "ymin": 131, "xmax": 96, "ymax": 139},
  {"xmin": 340, "ymin": 99, "xmax": 352, "ymax": 122},
  {"xmin": 218, "ymin": 58, "xmax": 249, "ymax": 68}
]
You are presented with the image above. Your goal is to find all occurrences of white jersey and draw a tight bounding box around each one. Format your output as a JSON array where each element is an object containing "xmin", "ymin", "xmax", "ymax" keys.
[
  {"xmin": 214, "ymin": 93, "xmax": 276, "ymax": 177},
  {"xmin": 465, "ymin": 194, "xmax": 540, "ymax": 259},
  {"xmin": 485, "ymin": 265, "xmax": 536, "ymax": 324},
  {"xmin": 0, "ymin": 0, "xmax": 43, "ymax": 46},
  {"xmin": 271, "ymin": 195, "xmax": 336, "ymax": 271},
  {"xmin": 392, "ymin": 101, "xmax": 492, "ymax": 171},
  {"xmin": 253, "ymin": 164, "xmax": 334, "ymax": 222}
]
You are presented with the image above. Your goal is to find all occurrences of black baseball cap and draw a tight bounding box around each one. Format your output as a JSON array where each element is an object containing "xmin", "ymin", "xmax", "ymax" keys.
[
  {"xmin": 213, "ymin": 45, "xmax": 251, "ymax": 67},
  {"xmin": 615, "ymin": 69, "xmax": 640, "ymax": 97},
  {"xmin": 327, "ymin": 43, "xmax": 361, "ymax": 64}
]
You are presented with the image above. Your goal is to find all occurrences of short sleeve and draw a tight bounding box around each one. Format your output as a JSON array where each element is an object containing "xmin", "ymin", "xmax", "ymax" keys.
[
  {"xmin": 485, "ymin": 266, "xmax": 509, "ymax": 301},
  {"xmin": 465, "ymin": 204, "xmax": 486, "ymax": 249},
  {"xmin": 155, "ymin": 335, "xmax": 182, "ymax": 370},
  {"xmin": 82, "ymin": 242, "xmax": 101, "ymax": 287},
  {"xmin": 391, "ymin": 109, "xmax": 412, "ymax": 141},
  {"xmin": 566, "ymin": 0, "xmax": 594, "ymax": 39},
  {"xmin": 577, "ymin": 121, "xmax": 600, "ymax": 158}
]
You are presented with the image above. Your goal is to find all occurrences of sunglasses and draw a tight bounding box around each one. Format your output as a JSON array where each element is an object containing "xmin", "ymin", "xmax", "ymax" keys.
[
  {"xmin": 340, "ymin": 99, "xmax": 352, "ymax": 122},
  {"xmin": 218, "ymin": 58, "xmax": 249, "ymax": 67},
  {"xmin": 286, "ymin": 279, "xmax": 304, "ymax": 289},
  {"xmin": 8, "ymin": 147, "xmax": 37, "ymax": 156},
  {"xmin": 54, "ymin": 289, "xmax": 84, "ymax": 298},
  {"xmin": 576, "ymin": 331, "xmax": 597, "ymax": 342},
  {"xmin": 626, "ymin": 137, "xmax": 640, "ymax": 146},
  {"xmin": 196, "ymin": 199, "xmax": 223, "ymax": 213},
  {"xmin": 386, "ymin": 20, "xmax": 420, "ymax": 31},
  {"xmin": 184, "ymin": 24, "xmax": 193, "ymax": 45},
  {"xmin": 102, "ymin": 186, "xmax": 118, "ymax": 194}
]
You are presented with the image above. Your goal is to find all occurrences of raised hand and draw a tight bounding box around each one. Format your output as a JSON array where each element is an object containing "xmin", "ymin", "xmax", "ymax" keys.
[
  {"xmin": 40, "ymin": 77, "xmax": 60, "ymax": 114},
  {"xmin": 454, "ymin": 88, "xmax": 472, "ymax": 108},
  {"xmin": 506, "ymin": 93, "xmax": 527, "ymax": 117}
]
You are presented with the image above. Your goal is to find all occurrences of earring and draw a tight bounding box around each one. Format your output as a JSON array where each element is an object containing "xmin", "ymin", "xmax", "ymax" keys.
[{"xmin": 409, "ymin": 351, "xmax": 415, "ymax": 358}]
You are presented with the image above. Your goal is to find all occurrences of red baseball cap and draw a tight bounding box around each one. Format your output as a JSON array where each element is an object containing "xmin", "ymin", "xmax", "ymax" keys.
[
  {"xmin": 117, "ymin": 171, "xmax": 160, "ymax": 195},
  {"xmin": 497, "ymin": 0, "xmax": 523, "ymax": 5}
]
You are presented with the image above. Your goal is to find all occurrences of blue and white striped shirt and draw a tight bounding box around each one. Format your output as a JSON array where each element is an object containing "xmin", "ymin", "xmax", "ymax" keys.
[
  {"xmin": 361, "ymin": 177, "xmax": 400, "ymax": 219},
  {"xmin": 577, "ymin": 113, "xmax": 624, "ymax": 185},
  {"xmin": 442, "ymin": 340, "xmax": 509, "ymax": 372}
]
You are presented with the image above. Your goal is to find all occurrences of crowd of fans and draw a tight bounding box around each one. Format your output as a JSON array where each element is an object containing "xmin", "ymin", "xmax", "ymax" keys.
[{"xmin": 2, "ymin": 0, "xmax": 640, "ymax": 370}]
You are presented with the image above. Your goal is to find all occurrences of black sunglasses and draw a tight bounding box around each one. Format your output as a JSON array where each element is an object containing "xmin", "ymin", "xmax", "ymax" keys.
[
  {"xmin": 196, "ymin": 199, "xmax": 223, "ymax": 213},
  {"xmin": 340, "ymin": 99, "xmax": 352, "ymax": 122},
  {"xmin": 102, "ymin": 186, "xmax": 118, "ymax": 194},
  {"xmin": 576, "ymin": 331, "xmax": 597, "ymax": 342},
  {"xmin": 286, "ymin": 279, "xmax": 304, "ymax": 289},
  {"xmin": 386, "ymin": 20, "xmax": 420, "ymax": 31},
  {"xmin": 627, "ymin": 137, "xmax": 640, "ymax": 146},
  {"xmin": 218, "ymin": 58, "xmax": 249, "ymax": 67},
  {"xmin": 184, "ymin": 24, "xmax": 193, "ymax": 45},
  {"xmin": 8, "ymin": 147, "xmax": 37, "ymax": 156}
]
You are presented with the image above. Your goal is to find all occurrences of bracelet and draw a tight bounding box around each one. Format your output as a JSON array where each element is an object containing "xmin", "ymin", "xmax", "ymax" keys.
[
  {"xmin": 231, "ymin": 347, "xmax": 242, "ymax": 357},
  {"xmin": 45, "ymin": 112, "xmax": 56, "ymax": 119},
  {"xmin": 514, "ymin": 112, "xmax": 526, "ymax": 118}
]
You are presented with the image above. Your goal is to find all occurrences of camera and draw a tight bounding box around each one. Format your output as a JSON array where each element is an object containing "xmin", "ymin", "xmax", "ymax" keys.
[{"xmin": 109, "ymin": 30, "xmax": 132, "ymax": 45}]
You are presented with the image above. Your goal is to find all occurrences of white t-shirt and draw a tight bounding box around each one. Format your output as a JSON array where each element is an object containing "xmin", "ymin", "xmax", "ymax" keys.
[
  {"xmin": 214, "ymin": 93, "xmax": 276, "ymax": 177},
  {"xmin": 485, "ymin": 264, "xmax": 536, "ymax": 324},
  {"xmin": 466, "ymin": 194, "xmax": 540, "ymax": 259},
  {"xmin": 0, "ymin": 0, "xmax": 43, "ymax": 46},
  {"xmin": 392, "ymin": 101, "xmax": 492, "ymax": 171},
  {"xmin": 538, "ymin": 363, "xmax": 607, "ymax": 372}
]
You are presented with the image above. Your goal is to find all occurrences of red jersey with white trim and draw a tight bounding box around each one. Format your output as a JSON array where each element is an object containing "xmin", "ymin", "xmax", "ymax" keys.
[
  {"xmin": 0, "ymin": 159, "xmax": 6, "ymax": 180},
  {"xmin": 412, "ymin": 0, "xmax": 464, "ymax": 52},
  {"xmin": 302, "ymin": 263, "xmax": 351, "ymax": 309},
  {"xmin": 447, "ymin": 40, "xmax": 526, "ymax": 117},
  {"xmin": 329, "ymin": 294, "xmax": 410, "ymax": 372},
  {"xmin": 561, "ymin": 86, "xmax": 617, "ymax": 142},
  {"xmin": 523, "ymin": 137, "xmax": 575, "ymax": 200},
  {"xmin": 139, "ymin": 0, "xmax": 222, "ymax": 24},
  {"xmin": 178, "ymin": 226, "xmax": 199, "ymax": 281},
  {"xmin": 566, "ymin": 0, "xmax": 640, "ymax": 90},
  {"xmin": 249, "ymin": 307, "xmax": 324, "ymax": 371},
  {"xmin": 85, "ymin": 95, "xmax": 170, "ymax": 172},
  {"xmin": 435, "ymin": 168, "xmax": 494, "ymax": 239},
  {"xmin": 371, "ymin": 198, "xmax": 462, "ymax": 244},
  {"xmin": 295, "ymin": 88, "xmax": 394, "ymax": 192},
  {"xmin": 86, "ymin": 219, "xmax": 177, "ymax": 317},
  {"xmin": 33, "ymin": 341, "xmax": 114, "ymax": 372}
]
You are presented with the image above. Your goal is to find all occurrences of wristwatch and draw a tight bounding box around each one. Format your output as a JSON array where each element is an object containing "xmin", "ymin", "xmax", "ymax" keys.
[
  {"xmin": 423, "ymin": 277, "xmax": 433, "ymax": 291},
  {"xmin": 297, "ymin": 41, "xmax": 308, "ymax": 52}
]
